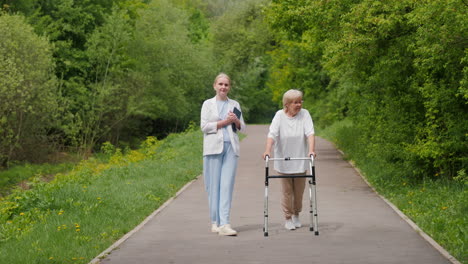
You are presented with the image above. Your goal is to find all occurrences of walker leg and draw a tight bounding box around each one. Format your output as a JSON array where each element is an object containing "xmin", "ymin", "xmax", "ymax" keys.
[
  {"xmin": 309, "ymin": 179, "xmax": 314, "ymax": 232},
  {"xmin": 264, "ymin": 185, "xmax": 269, "ymax": 237},
  {"xmin": 311, "ymin": 174, "xmax": 319, "ymax": 236}
]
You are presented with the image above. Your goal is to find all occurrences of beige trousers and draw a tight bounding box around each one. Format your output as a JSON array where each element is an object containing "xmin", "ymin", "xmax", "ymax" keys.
[{"xmin": 279, "ymin": 171, "xmax": 306, "ymax": 220}]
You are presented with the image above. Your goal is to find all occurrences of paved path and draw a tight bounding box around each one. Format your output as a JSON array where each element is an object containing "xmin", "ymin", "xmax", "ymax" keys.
[{"xmin": 96, "ymin": 125, "xmax": 452, "ymax": 264}]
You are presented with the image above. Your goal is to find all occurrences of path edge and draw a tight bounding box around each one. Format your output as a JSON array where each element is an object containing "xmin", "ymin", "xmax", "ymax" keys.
[
  {"xmin": 336, "ymin": 149, "xmax": 461, "ymax": 264},
  {"xmin": 88, "ymin": 176, "xmax": 201, "ymax": 264}
]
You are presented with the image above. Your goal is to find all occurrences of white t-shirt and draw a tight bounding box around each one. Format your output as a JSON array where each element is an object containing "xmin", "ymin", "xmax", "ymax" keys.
[{"xmin": 268, "ymin": 109, "xmax": 315, "ymax": 173}]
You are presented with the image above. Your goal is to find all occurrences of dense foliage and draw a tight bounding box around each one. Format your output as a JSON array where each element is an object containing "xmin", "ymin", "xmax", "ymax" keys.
[
  {"xmin": 211, "ymin": 0, "xmax": 276, "ymax": 122},
  {"xmin": 1, "ymin": 0, "xmax": 465, "ymax": 177},
  {"xmin": 0, "ymin": 0, "xmax": 217, "ymax": 166}
]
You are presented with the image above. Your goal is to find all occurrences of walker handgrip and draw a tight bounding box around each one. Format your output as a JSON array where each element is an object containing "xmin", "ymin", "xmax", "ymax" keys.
[{"xmin": 268, "ymin": 157, "xmax": 312, "ymax": 161}]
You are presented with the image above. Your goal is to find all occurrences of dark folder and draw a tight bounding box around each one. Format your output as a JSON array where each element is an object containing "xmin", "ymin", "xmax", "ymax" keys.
[{"xmin": 232, "ymin": 107, "xmax": 242, "ymax": 132}]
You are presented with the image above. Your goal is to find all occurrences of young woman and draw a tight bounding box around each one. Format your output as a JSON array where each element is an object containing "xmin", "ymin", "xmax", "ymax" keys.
[{"xmin": 200, "ymin": 73, "xmax": 246, "ymax": 236}]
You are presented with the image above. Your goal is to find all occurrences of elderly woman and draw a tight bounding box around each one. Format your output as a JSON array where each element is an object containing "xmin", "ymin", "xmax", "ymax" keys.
[
  {"xmin": 201, "ymin": 73, "xmax": 246, "ymax": 236},
  {"xmin": 262, "ymin": 89, "xmax": 316, "ymax": 230}
]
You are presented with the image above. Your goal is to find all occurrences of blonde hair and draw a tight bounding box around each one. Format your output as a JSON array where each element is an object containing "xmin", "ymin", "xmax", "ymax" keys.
[
  {"xmin": 283, "ymin": 89, "xmax": 303, "ymax": 109},
  {"xmin": 213, "ymin": 72, "xmax": 231, "ymax": 86}
]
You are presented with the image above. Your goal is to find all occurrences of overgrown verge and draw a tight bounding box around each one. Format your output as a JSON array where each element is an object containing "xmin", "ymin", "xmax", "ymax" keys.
[
  {"xmin": 0, "ymin": 129, "xmax": 203, "ymax": 264},
  {"xmin": 0, "ymin": 162, "xmax": 78, "ymax": 197},
  {"xmin": 320, "ymin": 120, "xmax": 467, "ymax": 263}
]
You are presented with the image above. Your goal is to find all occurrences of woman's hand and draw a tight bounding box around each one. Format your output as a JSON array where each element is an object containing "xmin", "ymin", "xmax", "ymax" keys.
[
  {"xmin": 218, "ymin": 112, "xmax": 238, "ymax": 129},
  {"xmin": 226, "ymin": 112, "xmax": 238, "ymax": 123},
  {"xmin": 308, "ymin": 151, "xmax": 317, "ymax": 158},
  {"xmin": 262, "ymin": 151, "xmax": 271, "ymax": 160},
  {"xmin": 227, "ymin": 112, "xmax": 240, "ymax": 129}
]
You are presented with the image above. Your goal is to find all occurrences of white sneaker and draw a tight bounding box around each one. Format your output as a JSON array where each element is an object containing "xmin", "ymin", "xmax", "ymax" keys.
[
  {"xmin": 218, "ymin": 224, "xmax": 237, "ymax": 236},
  {"xmin": 292, "ymin": 215, "xmax": 302, "ymax": 228},
  {"xmin": 211, "ymin": 224, "xmax": 220, "ymax": 233},
  {"xmin": 284, "ymin": 219, "xmax": 296, "ymax": 230}
]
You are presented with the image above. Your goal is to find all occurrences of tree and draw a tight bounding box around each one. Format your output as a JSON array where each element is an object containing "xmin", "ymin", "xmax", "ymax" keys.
[
  {"xmin": 405, "ymin": 0, "xmax": 468, "ymax": 177},
  {"xmin": 211, "ymin": 0, "xmax": 276, "ymax": 122},
  {"xmin": 0, "ymin": 13, "xmax": 58, "ymax": 167},
  {"xmin": 127, "ymin": 0, "xmax": 215, "ymax": 137},
  {"xmin": 60, "ymin": 7, "xmax": 137, "ymax": 155}
]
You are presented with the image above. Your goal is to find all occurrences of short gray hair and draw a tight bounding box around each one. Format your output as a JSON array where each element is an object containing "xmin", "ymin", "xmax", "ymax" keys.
[{"xmin": 283, "ymin": 89, "xmax": 303, "ymax": 109}]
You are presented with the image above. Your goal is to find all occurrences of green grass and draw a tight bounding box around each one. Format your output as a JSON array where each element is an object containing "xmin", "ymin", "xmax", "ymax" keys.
[
  {"xmin": 0, "ymin": 130, "xmax": 203, "ymax": 264},
  {"xmin": 0, "ymin": 162, "xmax": 76, "ymax": 196},
  {"xmin": 319, "ymin": 119, "xmax": 467, "ymax": 263}
]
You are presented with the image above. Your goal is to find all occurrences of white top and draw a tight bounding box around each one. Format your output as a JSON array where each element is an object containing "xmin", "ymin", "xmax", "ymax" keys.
[
  {"xmin": 216, "ymin": 100, "xmax": 231, "ymax": 142},
  {"xmin": 267, "ymin": 109, "xmax": 315, "ymax": 173},
  {"xmin": 201, "ymin": 96, "xmax": 246, "ymax": 156}
]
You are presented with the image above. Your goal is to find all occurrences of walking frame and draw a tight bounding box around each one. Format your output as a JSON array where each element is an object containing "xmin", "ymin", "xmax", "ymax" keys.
[{"xmin": 263, "ymin": 155, "xmax": 319, "ymax": 237}]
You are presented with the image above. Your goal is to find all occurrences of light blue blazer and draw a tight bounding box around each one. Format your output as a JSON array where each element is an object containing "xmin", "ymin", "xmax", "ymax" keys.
[{"xmin": 200, "ymin": 96, "xmax": 246, "ymax": 156}]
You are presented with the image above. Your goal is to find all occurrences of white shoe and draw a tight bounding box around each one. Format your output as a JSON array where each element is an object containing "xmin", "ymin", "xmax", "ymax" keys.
[
  {"xmin": 211, "ymin": 224, "xmax": 220, "ymax": 233},
  {"xmin": 218, "ymin": 224, "xmax": 237, "ymax": 236},
  {"xmin": 284, "ymin": 219, "xmax": 296, "ymax": 230},
  {"xmin": 292, "ymin": 215, "xmax": 302, "ymax": 228}
]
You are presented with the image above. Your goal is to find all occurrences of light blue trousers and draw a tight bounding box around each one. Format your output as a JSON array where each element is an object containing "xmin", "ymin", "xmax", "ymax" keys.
[{"xmin": 203, "ymin": 142, "xmax": 238, "ymax": 226}]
